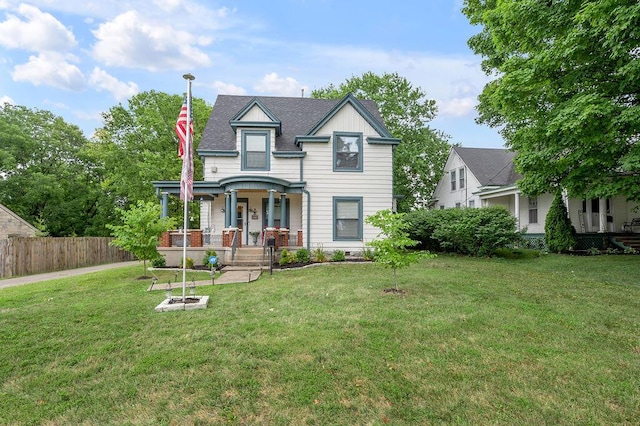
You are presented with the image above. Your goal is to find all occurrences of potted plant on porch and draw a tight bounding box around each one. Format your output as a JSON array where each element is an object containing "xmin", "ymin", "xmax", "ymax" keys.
[{"xmin": 249, "ymin": 231, "xmax": 261, "ymax": 246}]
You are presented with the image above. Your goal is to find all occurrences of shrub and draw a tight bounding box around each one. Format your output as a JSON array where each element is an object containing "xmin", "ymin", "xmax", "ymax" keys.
[
  {"xmin": 202, "ymin": 249, "xmax": 219, "ymax": 267},
  {"xmin": 362, "ymin": 245, "xmax": 376, "ymax": 261},
  {"xmin": 279, "ymin": 249, "xmax": 295, "ymax": 266},
  {"xmin": 545, "ymin": 191, "xmax": 577, "ymax": 253},
  {"xmin": 313, "ymin": 245, "xmax": 328, "ymax": 263},
  {"xmin": 295, "ymin": 248, "xmax": 311, "ymax": 263},
  {"xmin": 405, "ymin": 207, "xmax": 520, "ymax": 257},
  {"xmin": 151, "ymin": 256, "xmax": 166, "ymax": 268},
  {"xmin": 331, "ymin": 250, "xmax": 346, "ymax": 262},
  {"xmin": 180, "ymin": 257, "xmax": 195, "ymax": 269}
]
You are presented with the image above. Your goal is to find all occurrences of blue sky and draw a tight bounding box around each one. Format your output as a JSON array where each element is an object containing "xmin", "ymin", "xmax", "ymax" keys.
[{"xmin": 0, "ymin": 0, "xmax": 504, "ymax": 148}]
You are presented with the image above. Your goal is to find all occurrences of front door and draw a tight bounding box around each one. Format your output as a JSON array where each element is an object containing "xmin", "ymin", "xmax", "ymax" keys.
[{"xmin": 237, "ymin": 201, "xmax": 248, "ymax": 245}]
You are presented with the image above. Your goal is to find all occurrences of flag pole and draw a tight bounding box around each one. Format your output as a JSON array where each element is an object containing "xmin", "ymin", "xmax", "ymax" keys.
[{"xmin": 182, "ymin": 73, "xmax": 195, "ymax": 302}]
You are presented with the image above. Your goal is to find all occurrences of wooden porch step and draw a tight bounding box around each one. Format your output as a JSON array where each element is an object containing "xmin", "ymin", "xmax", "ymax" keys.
[{"xmin": 613, "ymin": 235, "xmax": 640, "ymax": 251}]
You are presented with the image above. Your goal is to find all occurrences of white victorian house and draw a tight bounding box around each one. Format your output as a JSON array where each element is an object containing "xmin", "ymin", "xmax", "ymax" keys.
[
  {"xmin": 432, "ymin": 147, "xmax": 640, "ymax": 248},
  {"xmin": 153, "ymin": 93, "xmax": 399, "ymax": 264}
]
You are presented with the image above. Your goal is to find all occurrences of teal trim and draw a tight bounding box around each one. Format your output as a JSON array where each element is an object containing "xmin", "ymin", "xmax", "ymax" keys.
[
  {"xmin": 272, "ymin": 151, "xmax": 306, "ymax": 158},
  {"xmin": 230, "ymin": 121, "xmax": 280, "ymax": 132},
  {"xmin": 229, "ymin": 98, "xmax": 282, "ymax": 135},
  {"xmin": 152, "ymin": 181, "xmax": 223, "ymax": 197},
  {"xmin": 307, "ymin": 93, "xmax": 392, "ymax": 138},
  {"xmin": 152, "ymin": 177, "xmax": 307, "ymax": 199},
  {"xmin": 295, "ymin": 135, "xmax": 330, "ymax": 146},
  {"xmin": 261, "ymin": 197, "xmax": 290, "ymax": 229},
  {"xmin": 333, "ymin": 196, "xmax": 363, "ymax": 241},
  {"xmin": 367, "ymin": 136, "xmax": 400, "ymax": 145},
  {"xmin": 196, "ymin": 150, "xmax": 238, "ymax": 157},
  {"xmin": 333, "ymin": 131, "xmax": 363, "ymax": 172},
  {"xmin": 241, "ymin": 130, "xmax": 270, "ymax": 171}
]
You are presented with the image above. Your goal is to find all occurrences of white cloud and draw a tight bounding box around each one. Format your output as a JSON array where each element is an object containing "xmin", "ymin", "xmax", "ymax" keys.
[
  {"xmin": 91, "ymin": 10, "xmax": 212, "ymax": 72},
  {"xmin": 89, "ymin": 67, "xmax": 139, "ymax": 101},
  {"xmin": 0, "ymin": 4, "xmax": 76, "ymax": 51},
  {"xmin": 254, "ymin": 72, "xmax": 307, "ymax": 97},
  {"xmin": 213, "ymin": 80, "xmax": 246, "ymax": 95},
  {"xmin": 1, "ymin": 95, "xmax": 14, "ymax": 105},
  {"xmin": 12, "ymin": 52, "xmax": 85, "ymax": 91},
  {"xmin": 437, "ymin": 97, "xmax": 477, "ymax": 117}
]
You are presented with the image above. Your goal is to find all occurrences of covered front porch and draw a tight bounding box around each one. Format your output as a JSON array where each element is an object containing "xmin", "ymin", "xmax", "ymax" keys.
[
  {"xmin": 152, "ymin": 177, "xmax": 308, "ymax": 265},
  {"xmin": 477, "ymin": 186, "xmax": 639, "ymax": 235}
]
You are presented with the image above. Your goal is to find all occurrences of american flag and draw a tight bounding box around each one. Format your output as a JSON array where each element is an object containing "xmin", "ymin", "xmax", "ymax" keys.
[
  {"xmin": 176, "ymin": 97, "xmax": 194, "ymax": 201},
  {"xmin": 175, "ymin": 96, "xmax": 193, "ymax": 158}
]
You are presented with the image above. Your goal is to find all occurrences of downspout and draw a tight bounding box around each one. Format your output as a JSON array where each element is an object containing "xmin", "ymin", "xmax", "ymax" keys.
[
  {"xmin": 300, "ymin": 155, "xmax": 310, "ymax": 251},
  {"xmin": 303, "ymin": 188, "xmax": 311, "ymax": 251}
]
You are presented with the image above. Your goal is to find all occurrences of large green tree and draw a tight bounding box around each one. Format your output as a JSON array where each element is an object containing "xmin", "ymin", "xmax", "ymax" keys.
[
  {"xmin": 0, "ymin": 104, "xmax": 111, "ymax": 236},
  {"xmin": 463, "ymin": 0, "xmax": 640, "ymax": 201},
  {"xmin": 312, "ymin": 72, "xmax": 451, "ymax": 212},
  {"xmin": 91, "ymin": 90, "xmax": 212, "ymax": 215}
]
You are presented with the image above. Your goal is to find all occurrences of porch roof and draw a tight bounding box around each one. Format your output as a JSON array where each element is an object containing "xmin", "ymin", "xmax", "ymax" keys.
[
  {"xmin": 475, "ymin": 184, "xmax": 520, "ymax": 199},
  {"xmin": 152, "ymin": 176, "xmax": 306, "ymax": 198}
]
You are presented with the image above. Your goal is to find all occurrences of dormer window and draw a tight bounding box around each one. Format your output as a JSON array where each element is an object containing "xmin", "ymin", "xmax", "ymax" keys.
[{"xmin": 242, "ymin": 130, "xmax": 270, "ymax": 171}]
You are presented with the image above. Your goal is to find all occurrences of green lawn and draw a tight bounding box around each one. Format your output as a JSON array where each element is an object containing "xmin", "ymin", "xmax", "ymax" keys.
[{"xmin": 0, "ymin": 255, "xmax": 638, "ymax": 425}]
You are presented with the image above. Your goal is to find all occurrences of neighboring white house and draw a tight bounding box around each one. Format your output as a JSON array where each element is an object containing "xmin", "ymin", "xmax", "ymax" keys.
[
  {"xmin": 432, "ymin": 147, "xmax": 639, "ymax": 235},
  {"xmin": 0, "ymin": 204, "xmax": 38, "ymax": 239},
  {"xmin": 153, "ymin": 93, "xmax": 399, "ymax": 256}
]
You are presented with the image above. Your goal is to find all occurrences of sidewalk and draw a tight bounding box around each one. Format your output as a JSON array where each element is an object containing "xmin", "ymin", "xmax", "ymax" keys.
[
  {"xmin": 0, "ymin": 261, "xmax": 142, "ymax": 290},
  {"xmin": 0, "ymin": 261, "xmax": 262, "ymax": 290}
]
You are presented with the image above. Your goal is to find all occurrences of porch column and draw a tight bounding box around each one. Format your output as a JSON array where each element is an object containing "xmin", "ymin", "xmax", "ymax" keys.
[
  {"xmin": 230, "ymin": 190, "xmax": 238, "ymax": 228},
  {"xmin": 514, "ymin": 193, "xmax": 521, "ymax": 230},
  {"xmin": 161, "ymin": 192, "xmax": 169, "ymax": 219},
  {"xmin": 268, "ymin": 189, "xmax": 276, "ymax": 228},
  {"xmin": 224, "ymin": 192, "xmax": 231, "ymax": 228},
  {"xmin": 598, "ymin": 198, "xmax": 607, "ymax": 233},
  {"xmin": 280, "ymin": 193, "xmax": 287, "ymax": 229}
]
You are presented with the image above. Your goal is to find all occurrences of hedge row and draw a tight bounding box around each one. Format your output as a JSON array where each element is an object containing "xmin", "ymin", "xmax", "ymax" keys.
[{"xmin": 405, "ymin": 207, "xmax": 521, "ymax": 257}]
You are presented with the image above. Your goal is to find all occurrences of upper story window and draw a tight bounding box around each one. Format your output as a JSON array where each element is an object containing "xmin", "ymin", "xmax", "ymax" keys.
[
  {"xmin": 242, "ymin": 130, "xmax": 270, "ymax": 171},
  {"xmin": 459, "ymin": 167, "xmax": 465, "ymax": 189},
  {"xmin": 334, "ymin": 132, "xmax": 362, "ymax": 172},
  {"xmin": 450, "ymin": 170, "xmax": 457, "ymax": 191},
  {"xmin": 528, "ymin": 197, "xmax": 538, "ymax": 224}
]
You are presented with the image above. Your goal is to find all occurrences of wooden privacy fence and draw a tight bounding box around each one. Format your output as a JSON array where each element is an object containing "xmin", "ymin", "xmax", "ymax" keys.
[{"xmin": 0, "ymin": 237, "xmax": 134, "ymax": 279}]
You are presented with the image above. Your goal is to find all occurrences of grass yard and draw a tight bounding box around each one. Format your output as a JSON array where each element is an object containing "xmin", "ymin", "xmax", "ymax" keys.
[{"xmin": 0, "ymin": 254, "xmax": 638, "ymax": 425}]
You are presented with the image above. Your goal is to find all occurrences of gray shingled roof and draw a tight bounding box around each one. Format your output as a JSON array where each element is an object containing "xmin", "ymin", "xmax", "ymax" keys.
[
  {"xmin": 197, "ymin": 95, "xmax": 387, "ymax": 152},
  {"xmin": 454, "ymin": 147, "xmax": 520, "ymax": 186}
]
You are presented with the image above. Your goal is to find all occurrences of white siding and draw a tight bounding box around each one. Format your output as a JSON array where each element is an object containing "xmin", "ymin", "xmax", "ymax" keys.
[
  {"xmin": 240, "ymin": 105, "xmax": 271, "ymax": 122},
  {"xmin": 433, "ymin": 149, "xmax": 482, "ymax": 209},
  {"xmin": 301, "ymin": 103, "xmax": 393, "ymax": 252}
]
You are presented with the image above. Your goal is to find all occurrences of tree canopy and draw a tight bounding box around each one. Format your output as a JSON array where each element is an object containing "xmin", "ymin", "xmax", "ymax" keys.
[
  {"xmin": 0, "ymin": 104, "xmax": 111, "ymax": 236},
  {"xmin": 463, "ymin": 0, "xmax": 640, "ymax": 201},
  {"xmin": 312, "ymin": 72, "xmax": 451, "ymax": 212},
  {"xmin": 91, "ymin": 90, "xmax": 212, "ymax": 211}
]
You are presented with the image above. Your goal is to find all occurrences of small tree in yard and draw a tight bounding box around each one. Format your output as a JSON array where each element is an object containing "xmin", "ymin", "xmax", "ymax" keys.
[
  {"xmin": 545, "ymin": 191, "xmax": 577, "ymax": 253},
  {"xmin": 366, "ymin": 209, "xmax": 435, "ymax": 291},
  {"xmin": 107, "ymin": 200, "xmax": 176, "ymax": 277}
]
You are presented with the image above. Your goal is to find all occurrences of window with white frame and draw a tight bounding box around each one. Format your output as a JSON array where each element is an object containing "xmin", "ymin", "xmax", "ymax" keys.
[
  {"xmin": 333, "ymin": 197, "xmax": 362, "ymax": 240},
  {"xmin": 242, "ymin": 130, "xmax": 269, "ymax": 171},
  {"xmin": 528, "ymin": 197, "xmax": 538, "ymax": 224},
  {"xmin": 455, "ymin": 202, "xmax": 461, "ymax": 209},
  {"xmin": 468, "ymin": 200, "xmax": 475, "ymax": 208},
  {"xmin": 450, "ymin": 170, "xmax": 457, "ymax": 191},
  {"xmin": 334, "ymin": 132, "xmax": 362, "ymax": 171},
  {"xmin": 459, "ymin": 167, "xmax": 465, "ymax": 189}
]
